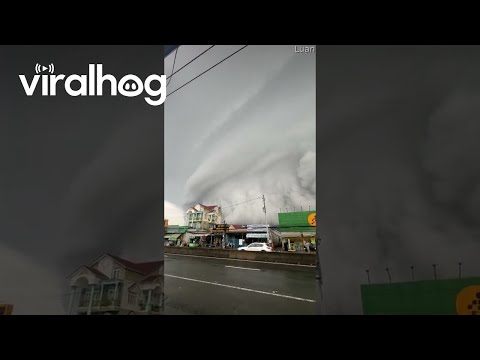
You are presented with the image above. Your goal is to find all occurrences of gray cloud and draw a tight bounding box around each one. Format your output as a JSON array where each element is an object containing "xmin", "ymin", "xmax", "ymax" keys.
[
  {"xmin": 0, "ymin": 46, "xmax": 164, "ymax": 314},
  {"xmin": 165, "ymin": 45, "xmax": 316, "ymax": 224}
]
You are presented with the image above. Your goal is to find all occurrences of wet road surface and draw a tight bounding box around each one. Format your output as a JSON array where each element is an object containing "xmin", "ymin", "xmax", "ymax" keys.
[{"xmin": 164, "ymin": 253, "xmax": 317, "ymax": 315}]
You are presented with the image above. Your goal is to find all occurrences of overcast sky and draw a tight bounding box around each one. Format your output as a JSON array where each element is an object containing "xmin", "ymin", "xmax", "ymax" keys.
[{"xmin": 164, "ymin": 45, "xmax": 316, "ymax": 225}]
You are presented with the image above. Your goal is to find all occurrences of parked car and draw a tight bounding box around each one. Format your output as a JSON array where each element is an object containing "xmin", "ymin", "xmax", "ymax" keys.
[{"xmin": 237, "ymin": 242, "xmax": 272, "ymax": 252}]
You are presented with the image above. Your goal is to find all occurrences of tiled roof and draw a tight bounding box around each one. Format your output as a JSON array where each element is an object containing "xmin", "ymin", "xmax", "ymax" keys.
[
  {"xmin": 108, "ymin": 254, "xmax": 163, "ymax": 275},
  {"xmin": 199, "ymin": 204, "xmax": 218, "ymax": 211}
]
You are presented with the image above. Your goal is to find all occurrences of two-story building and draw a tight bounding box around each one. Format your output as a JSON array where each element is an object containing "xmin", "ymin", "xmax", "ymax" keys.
[
  {"xmin": 185, "ymin": 203, "xmax": 223, "ymax": 230},
  {"xmin": 67, "ymin": 253, "xmax": 163, "ymax": 315}
]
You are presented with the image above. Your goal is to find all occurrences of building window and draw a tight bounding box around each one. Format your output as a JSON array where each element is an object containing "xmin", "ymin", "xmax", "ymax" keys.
[
  {"xmin": 128, "ymin": 291, "xmax": 137, "ymax": 305},
  {"xmin": 82, "ymin": 289, "xmax": 90, "ymax": 302},
  {"xmin": 107, "ymin": 289, "xmax": 116, "ymax": 300},
  {"xmin": 112, "ymin": 269, "xmax": 120, "ymax": 279}
]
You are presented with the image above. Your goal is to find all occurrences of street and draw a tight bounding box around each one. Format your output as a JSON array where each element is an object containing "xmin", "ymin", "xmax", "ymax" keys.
[{"xmin": 164, "ymin": 253, "xmax": 317, "ymax": 315}]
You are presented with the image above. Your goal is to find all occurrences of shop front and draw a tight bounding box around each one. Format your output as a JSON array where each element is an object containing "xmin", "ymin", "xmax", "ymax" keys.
[
  {"xmin": 164, "ymin": 233, "xmax": 182, "ymax": 247},
  {"xmin": 275, "ymin": 210, "xmax": 316, "ymax": 252},
  {"xmin": 245, "ymin": 232, "xmax": 268, "ymax": 245},
  {"xmin": 164, "ymin": 225, "xmax": 188, "ymax": 246}
]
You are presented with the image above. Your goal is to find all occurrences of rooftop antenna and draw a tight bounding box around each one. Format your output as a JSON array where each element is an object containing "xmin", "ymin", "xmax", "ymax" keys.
[
  {"xmin": 286, "ymin": 207, "xmax": 288, "ymax": 213},
  {"xmin": 458, "ymin": 262, "xmax": 463, "ymax": 279},
  {"xmin": 385, "ymin": 267, "xmax": 392, "ymax": 283},
  {"xmin": 410, "ymin": 265, "xmax": 415, "ymax": 281},
  {"xmin": 365, "ymin": 269, "xmax": 371, "ymax": 284},
  {"xmin": 432, "ymin": 264, "xmax": 437, "ymax": 280}
]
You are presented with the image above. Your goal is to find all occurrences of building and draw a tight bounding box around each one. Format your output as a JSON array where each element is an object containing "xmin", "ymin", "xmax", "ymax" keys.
[
  {"xmin": 165, "ymin": 225, "xmax": 189, "ymax": 246},
  {"xmin": 270, "ymin": 211, "xmax": 316, "ymax": 251},
  {"xmin": 226, "ymin": 224, "xmax": 248, "ymax": 248},
  {"xmin": 67, "ymin": 253, "xmax": 163, "ymax": 315},
  {"xmin": 362, "ymin": 277, "xmax": 480, "ymax": 315},
  {"xmin": 246, "ymin": 224, "xmax": 269, "ymax": 245},
  {"xmin": 185, "ymin": 203, "xmax": 222, "ymax": 231}
]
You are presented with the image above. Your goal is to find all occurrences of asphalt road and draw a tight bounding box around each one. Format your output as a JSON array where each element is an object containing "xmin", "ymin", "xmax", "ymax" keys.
[{"xmin": 164, "ymin": 253, "xmax": 317, "ymax": 315}]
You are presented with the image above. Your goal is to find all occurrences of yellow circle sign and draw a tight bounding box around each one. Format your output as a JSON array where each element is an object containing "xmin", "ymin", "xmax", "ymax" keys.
[
  {"xmin": 308, "ymin": 213, "xmax": 316, "ymax": 227},
  {"xmin": 456, "ymin": 285, "xmax": 480, "ymax": 315}
]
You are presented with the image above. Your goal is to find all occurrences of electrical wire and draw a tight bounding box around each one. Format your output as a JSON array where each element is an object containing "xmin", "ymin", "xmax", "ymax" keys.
[
  {"xmin": 222, "ymin": 196, "xmax": 262, "ymax": 209},
  {"xmin": 166, "ymin": 46, "xmax": 180, "ymax": 86},
  {"xmin": 167, "ymin": 45, "xmax": 248, "ymax": 98},
  {"xmin": 166, "ymin": 45, "xmax": 215, "ymax": 80}
]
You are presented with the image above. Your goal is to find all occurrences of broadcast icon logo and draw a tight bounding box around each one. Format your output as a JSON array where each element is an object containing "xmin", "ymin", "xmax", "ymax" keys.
[
  {"xmin": 19, "ymin": 63, "xmax": 166, "ymax": 106},
  {"xmin": 35, "ymin": 63, "xmax": 54, "ymax": 74}
]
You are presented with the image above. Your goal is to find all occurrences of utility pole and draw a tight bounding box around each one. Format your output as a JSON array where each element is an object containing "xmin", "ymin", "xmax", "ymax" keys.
[
  {"xmin": 262, "ymin": 194, "xmax": 270, "ymax": 248},
  {"xmin": 315, "ymin": 235, "xmax": 326, "ymax": 315},
  {"xmin": 223, "ymin": 220, "xmax": 227, "ymax": 248}
]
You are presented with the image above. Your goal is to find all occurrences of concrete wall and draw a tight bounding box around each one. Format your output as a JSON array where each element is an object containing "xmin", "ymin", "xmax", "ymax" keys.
[{"xmin": 164, "ymin": 247, "xmax": 316, "ymax": 265}]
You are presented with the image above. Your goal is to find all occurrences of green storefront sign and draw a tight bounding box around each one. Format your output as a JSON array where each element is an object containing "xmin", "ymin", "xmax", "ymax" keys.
[
  {"xmin": 361, "ymin": 277, "xmax": 480, "ymax": 315},
  {"xmin": 278, "ymin": 211, "xmax": 316, "ymax": 232}
]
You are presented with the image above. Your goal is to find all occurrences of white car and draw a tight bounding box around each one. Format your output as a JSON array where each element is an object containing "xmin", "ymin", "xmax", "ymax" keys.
[{"xmin": 238, "ymin": 242, "xmax": 272, "ymax": 252}]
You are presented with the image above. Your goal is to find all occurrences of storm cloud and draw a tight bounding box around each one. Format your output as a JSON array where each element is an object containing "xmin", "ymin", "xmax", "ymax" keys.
[
  {"xmin": 0, "ymin": 46, "xmax": 163, "ymax": 314},
  {"xmin": 316, "ymin": 46, "xmax": 480, "ymax": 314},
  {"xmin": 165, "ymin": 45, "xmax": 316, "ymax": 225}
]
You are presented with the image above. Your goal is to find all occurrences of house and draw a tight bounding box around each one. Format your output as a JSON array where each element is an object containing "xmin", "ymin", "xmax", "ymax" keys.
[
  {"xmin": 185, "ymin": 203, "xmax": 222, "ymax": 231},
  {"xmin": 225, "ymin": 225, "xmax": 247, "ymax": 248},
  {"xmin": 67, "ymin": 253, "xmax": 163, "ymax": 315},
  {"xmin": 164, "ymin": 225, "xmax": 189, "ymax": 246}
]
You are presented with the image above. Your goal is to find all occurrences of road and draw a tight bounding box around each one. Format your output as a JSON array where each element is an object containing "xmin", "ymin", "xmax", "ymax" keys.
[{"xmin": 164, "ymin": 253, "xmax": 317, "ymax": 315}]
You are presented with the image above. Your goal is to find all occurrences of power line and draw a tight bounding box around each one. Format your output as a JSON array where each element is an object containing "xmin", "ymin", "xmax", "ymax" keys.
[
  {"xmin": 166, "ymin": 46, "xmax": 180, "ymax": 86},
  {"xmin": 167, "ymin": 45, "xmax": 249, "ymax": 98},
  {"xmin": 166, "ymin": 45, "xmax": 215, "ymax": 80},
  {"xmin": 223, "ymin": 196, "xmax": 262, "ymax": 209}
]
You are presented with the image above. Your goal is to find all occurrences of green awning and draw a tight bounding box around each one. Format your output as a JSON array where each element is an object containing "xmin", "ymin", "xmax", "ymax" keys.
[{"xmin": 165, "ymin": 234, "xmax": 182, "ymax": 241}]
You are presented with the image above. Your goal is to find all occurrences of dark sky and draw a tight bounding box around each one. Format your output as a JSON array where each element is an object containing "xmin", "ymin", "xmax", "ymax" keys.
[
  {"xmin": 0, "ymin": 45, "xmax": 163, "ymax": 313},
  {"xmin": 316, "ymin": 46, "xmax": 480, "ymax": 314}
]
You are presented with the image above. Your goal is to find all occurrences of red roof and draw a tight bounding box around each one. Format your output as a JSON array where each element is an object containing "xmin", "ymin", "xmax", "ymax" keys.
[
  {"xmin": 199, "ymin": 204, "xmax": 218, "ymax": 211},
  {"xmin": 231, "ymin": 225, "xmax": 245, "ymax": 229},
  {"xmin": 108, "ymin": 254, "xmax": 163, "ymax": 275}
]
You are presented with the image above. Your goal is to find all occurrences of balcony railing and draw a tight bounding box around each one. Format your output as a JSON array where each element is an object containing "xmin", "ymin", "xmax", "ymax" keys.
[
  {"xmin": 138, "ymin": 303, "xmax": 161, "ymax": 313},
  {"xmin": 78, "ymin": 298, "xmax": 121, "ymax": 308}
]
